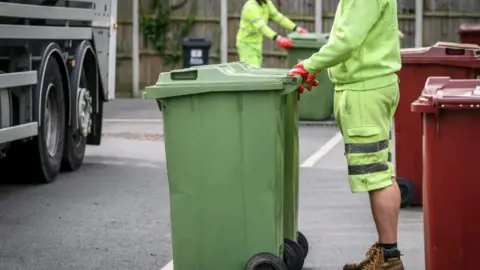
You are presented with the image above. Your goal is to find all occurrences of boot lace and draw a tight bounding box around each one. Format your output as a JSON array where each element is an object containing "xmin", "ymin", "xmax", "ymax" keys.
[
  {"xmin": 364, "ymin": 243, "xmax": 379, "ymax": 257},
  {"xmin": 362, "ymin": 247, "xmax": 382, "ymax": 270}
]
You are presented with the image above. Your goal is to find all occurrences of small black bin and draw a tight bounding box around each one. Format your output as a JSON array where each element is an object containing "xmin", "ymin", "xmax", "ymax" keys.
[{"xmin": 182, "ymin": 37, "xmax": 212, "ymax": 68}]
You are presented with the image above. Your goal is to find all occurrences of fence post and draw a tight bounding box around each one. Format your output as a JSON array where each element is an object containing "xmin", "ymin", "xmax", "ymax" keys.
[
  {"xmin": 315, "ymin": 0, "xmax": 323, "ymax": 33},
  {"xmin": 415, "ymin": 0, "xmax": 423, "ymax": 47},
  {"xmin": 132, "ymin": 0, "xmax": 140, "ymax": 97},
  {"xmin": 220, "ymin": 0, "xmax": 228, "ymax": 63}
]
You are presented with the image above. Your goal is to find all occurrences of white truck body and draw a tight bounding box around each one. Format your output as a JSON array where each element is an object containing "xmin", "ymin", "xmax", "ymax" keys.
[{"xmin": 0, "ymin": 0, "xmax": 118, "ymax": 183}]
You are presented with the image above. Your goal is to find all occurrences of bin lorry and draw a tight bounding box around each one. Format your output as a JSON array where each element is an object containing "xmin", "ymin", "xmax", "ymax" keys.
[{"xmin": 0, "ymin": 0, "xmax": 117, "ymax": 183}]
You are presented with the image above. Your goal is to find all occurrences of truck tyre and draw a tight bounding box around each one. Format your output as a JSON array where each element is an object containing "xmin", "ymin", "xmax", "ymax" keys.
[
  {"xmin": 87, "ymin": 99, "xmax": 103, "ymax": 146},
  {"xmin": 32, "ymin": 57, "xmax": 66, "ymax": 182},
  {"xmin": 61, "ymin": 53, "xmax": 91, "ymax": 171}
]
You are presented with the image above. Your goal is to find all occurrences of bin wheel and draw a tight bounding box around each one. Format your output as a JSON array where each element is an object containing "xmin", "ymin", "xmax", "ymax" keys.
[
  {"xmin": 245, "ymin": 253, "xmax": 287, "ymax": 270},
  {"xmin": 397, "ymin": 177, "xmax": 415, "ymax": 208},
  {"xmin": 284, "ymin": 239, "xmax": 305, "ymax": 270},
  {"xmin": 297, "ymin": 231, "xmax": 309, "ymax": 258}
]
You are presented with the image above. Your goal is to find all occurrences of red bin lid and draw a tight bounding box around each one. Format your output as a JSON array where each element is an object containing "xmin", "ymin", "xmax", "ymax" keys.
[
  {"xmin": 458, "ymin": 23, "xmax": 480, "ymax": 34},
  {"xmin": 411, "ymin": 77, "xmax": 480, "ymax": 114},
  {"xmin": 401, "ymin": 42, "xmax": 480, "ymax": 67}
]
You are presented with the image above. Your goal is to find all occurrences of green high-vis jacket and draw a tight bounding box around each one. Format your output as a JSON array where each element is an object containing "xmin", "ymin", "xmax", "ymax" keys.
[
  {"xmin": 236, "ymin": 0, "xmax": 297, "ymax": 47},
  {"xmin": 303, "ymin": 0, "xmax": 402, "ymax": 91}
]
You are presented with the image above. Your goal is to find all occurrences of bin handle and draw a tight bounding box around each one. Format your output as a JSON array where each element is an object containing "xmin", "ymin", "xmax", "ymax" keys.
[
  {"xmin": 281, "ymin": 75, "xmax": 303, "ymax": 95},
  {"xmin": 170, "ymin": 70, "xmax": 198, "ymax": 81},
  {"xmin": 445, "ymin": 47, "xmax": 466, "ymax": 56}
]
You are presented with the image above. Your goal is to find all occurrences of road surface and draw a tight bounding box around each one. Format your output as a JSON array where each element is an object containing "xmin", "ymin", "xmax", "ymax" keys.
[{"xmin": 0, "ymin": 99, "xmax": 424, "ymax": 270}]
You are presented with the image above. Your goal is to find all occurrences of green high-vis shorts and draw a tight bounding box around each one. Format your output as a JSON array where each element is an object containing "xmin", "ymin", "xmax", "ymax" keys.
[
  {"xmin": 236, "ymin": 43, "xmax": 262, "ymax": 68},
  {"xmin": 334, "ymin": 83, "xmax": 400, "ymax": 193}
]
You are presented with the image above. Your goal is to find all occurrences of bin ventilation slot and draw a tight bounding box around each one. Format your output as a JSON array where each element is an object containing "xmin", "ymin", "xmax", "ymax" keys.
[
  {"xmin": 445, "ymin": 48, "xmax": 465, "ymax": 55},
  {"xmin": 170, "ymin": 70, "xmax": 198, "ymax": 81}
]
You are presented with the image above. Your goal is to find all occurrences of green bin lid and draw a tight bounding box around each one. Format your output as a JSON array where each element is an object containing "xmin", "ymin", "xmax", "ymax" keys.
[
  {"xmin": 173, "ymin": 62, "xmax": 289, "ymax": 75},
  {"xmin": 287, "ymin": 32, "xmax": 329, "ymax": 48},
  {"xmin": 144, "ymin": 63, "xmax": 301, "ymax": 99},
  {"xmin": 230, "ymin": 62, "xmax": 289, "ymax": 75}
]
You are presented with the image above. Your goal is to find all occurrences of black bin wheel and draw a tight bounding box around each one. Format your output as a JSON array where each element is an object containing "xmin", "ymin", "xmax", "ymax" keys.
[
  {"xmin": 397, "ymin": 177, "xmax": 416, "ymax": 208},
  {"xmin": 284, "ymin": 239, "xmax": 305, "ymax": 270},
  {"xmin": 245, "ymin": 253, "xmax": 287, "ymax": 270},
  {"xmin": 297, "ymin": 231, "xmax": 309, "ymax": 258}
]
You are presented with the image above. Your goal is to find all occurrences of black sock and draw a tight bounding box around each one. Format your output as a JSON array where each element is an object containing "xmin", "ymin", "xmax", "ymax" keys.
[
  {"xmin": 379, "ymin": 243, "xmax": 397, "ymax": 250},
  {"xmin": 379, "ymin": 243, "xmax": 401, "ymax": 261}
]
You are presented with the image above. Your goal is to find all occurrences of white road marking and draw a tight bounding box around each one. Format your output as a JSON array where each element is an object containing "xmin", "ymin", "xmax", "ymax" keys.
[
  {"xmin": 104, "ymin": 118, "xmax": 163, "ymax": 123},
  {"xmin": 83, "ymin": 160, "xmax": 160, "ymax": 168},
  {"xmin": 135, "ymin": 162, "xmax": 161, "ymax": 168},
  {"xmin": 87, "ymin": 160, "xmax": 126, "ymax": 166},
  {"xmin": 300, "ymin": 131, "xmax": 343, "ymax": 168},
  {"xmin": 161, "ymin": 260, "xmax": 174, "ymax": 270}
]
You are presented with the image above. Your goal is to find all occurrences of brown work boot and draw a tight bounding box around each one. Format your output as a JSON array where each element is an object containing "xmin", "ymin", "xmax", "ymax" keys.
[{"xmin": 343, "ymin": 243, "xmax": 404, "ymax": 270}]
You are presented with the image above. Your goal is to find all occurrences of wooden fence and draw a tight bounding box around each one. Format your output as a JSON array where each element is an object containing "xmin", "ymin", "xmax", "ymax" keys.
[{"xmin": 116, "ymin": 0, "xmax": 480, "ymax": 95}]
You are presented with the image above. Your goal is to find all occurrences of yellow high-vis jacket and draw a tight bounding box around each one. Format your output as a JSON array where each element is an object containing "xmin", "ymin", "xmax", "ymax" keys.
[{"xmin": 236, "ymin": 0, "xmax": 297, "ymax": 47}]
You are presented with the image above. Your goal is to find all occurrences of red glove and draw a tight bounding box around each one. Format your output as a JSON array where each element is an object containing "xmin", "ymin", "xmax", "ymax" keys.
[
  {"xmin": 296, "ymin": 27, "xmax": 309, "ymax": 34},
  {"xmin": 276, "ymin": 36, "xmax": 292, "ymax": 49},
  {"xmin": 288, "ymin": 61, "xmax": 319, "ymax": 93}
]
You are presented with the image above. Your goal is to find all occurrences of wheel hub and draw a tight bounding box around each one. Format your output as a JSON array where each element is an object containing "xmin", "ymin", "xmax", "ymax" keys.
[
  {"xmin": 78, "ymin": 88, "xmax": 93, "ymax": 137},
  {"xmin": 45, "ymin": 83, "xmax": 60, "ymax": 157}
]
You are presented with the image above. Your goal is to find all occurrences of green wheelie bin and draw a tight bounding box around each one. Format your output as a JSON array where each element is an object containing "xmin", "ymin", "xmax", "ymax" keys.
[
  {"xmin": 225, "ymin": 62, "xmax": 310, "ymax": 259},
  {"xmin": 144, "ymin": 65, "xmax": 305, "ymax": 270},
  {"xmin": 287, "ymin": 32, "xmax": 334, "ymax": 121}
]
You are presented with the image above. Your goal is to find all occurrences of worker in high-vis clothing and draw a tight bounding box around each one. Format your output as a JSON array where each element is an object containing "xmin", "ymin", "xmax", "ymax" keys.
[
  {"xmin": 236, "ymin": 0, "xmax": 309, "ymax": 68},
  {"xmin": 289, "ymin": 0, "xmax": 404, "ymax": 269}
]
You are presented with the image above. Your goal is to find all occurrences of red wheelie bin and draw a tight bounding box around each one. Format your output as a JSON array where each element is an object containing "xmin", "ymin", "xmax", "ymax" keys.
[
  {"xmin": 411, "ymin": 77, "xmax": 480, "ymax": 270},
  {"xmin": 395, "ymin": 42, "xmax": 480, "ymax": 208},
  {"xmin": 458, "ymin": 23, "xmax": 480, "ymax": 46}
]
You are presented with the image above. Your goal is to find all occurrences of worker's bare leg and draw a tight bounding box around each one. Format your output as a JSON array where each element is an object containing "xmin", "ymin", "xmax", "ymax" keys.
[{"xmin": 369, "ymin": 178, "xmax": 401, "ymax": 244}]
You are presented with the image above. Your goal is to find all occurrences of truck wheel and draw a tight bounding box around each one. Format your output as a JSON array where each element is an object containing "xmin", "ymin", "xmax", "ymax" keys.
[
  {"xmin": 0, "ymin": 79, "xmax": 12, "ymax": 157},
  {"xmin": 87, "ymin": 98, "xmax": 103, "ymax": 145},
  {"xmin": 397, "ymin": 177, "xmax": 415, "ymax": 208},
  {"xmin": 61, "ymin": 62, "xmax": 89, "ymax": 171},
  {"xmin": 245, "ymin": 253, "xmax": 287, "ymax": 270},
  {"xmin": 283, "ymin": 239, "xmax": 305, "ymax": 270},
  {"xmin": 32, "ymin": 57, "xmax": 66, "ymax": 183}
]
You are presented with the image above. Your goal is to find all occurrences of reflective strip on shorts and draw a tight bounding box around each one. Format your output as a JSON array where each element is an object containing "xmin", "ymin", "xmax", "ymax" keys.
[
  {"xmin": 388, "ymin": 131, "xmax": 392, "ymax": 162},
  {"xmin": 344, "ymin": 140, "xmax": 389, "ymax": 154},
  {"xmin": 348, "ymin": 162, "xmax": 389, "ymax": 175},
  {"xmin": 345, "ymin": 138, "xmax": 390, "ymax": 175}
]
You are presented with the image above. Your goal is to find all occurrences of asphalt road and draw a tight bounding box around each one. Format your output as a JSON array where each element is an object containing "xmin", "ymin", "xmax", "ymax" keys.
[{"xmin": 0, "ymin": 99, "xmax": 424, "ymax": 270}]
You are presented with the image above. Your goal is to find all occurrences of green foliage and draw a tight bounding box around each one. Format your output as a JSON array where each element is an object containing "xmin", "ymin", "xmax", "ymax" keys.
[
  {"xmin": 140, "ymin": 0, "xmax": 196, "ymax": 66},
  {"xmin": 140, "ymin": 0, "xmax": 170, "ymax": 52}
]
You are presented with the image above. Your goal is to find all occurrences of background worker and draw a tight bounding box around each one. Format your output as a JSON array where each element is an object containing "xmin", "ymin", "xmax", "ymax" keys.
[
  {"xmin": 288, "ymin": 0, "xmax": 404, "ymax": 269},
  {"xmin": 236, "ymin": 0, "xmax": 309, "ymax": 68}
]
